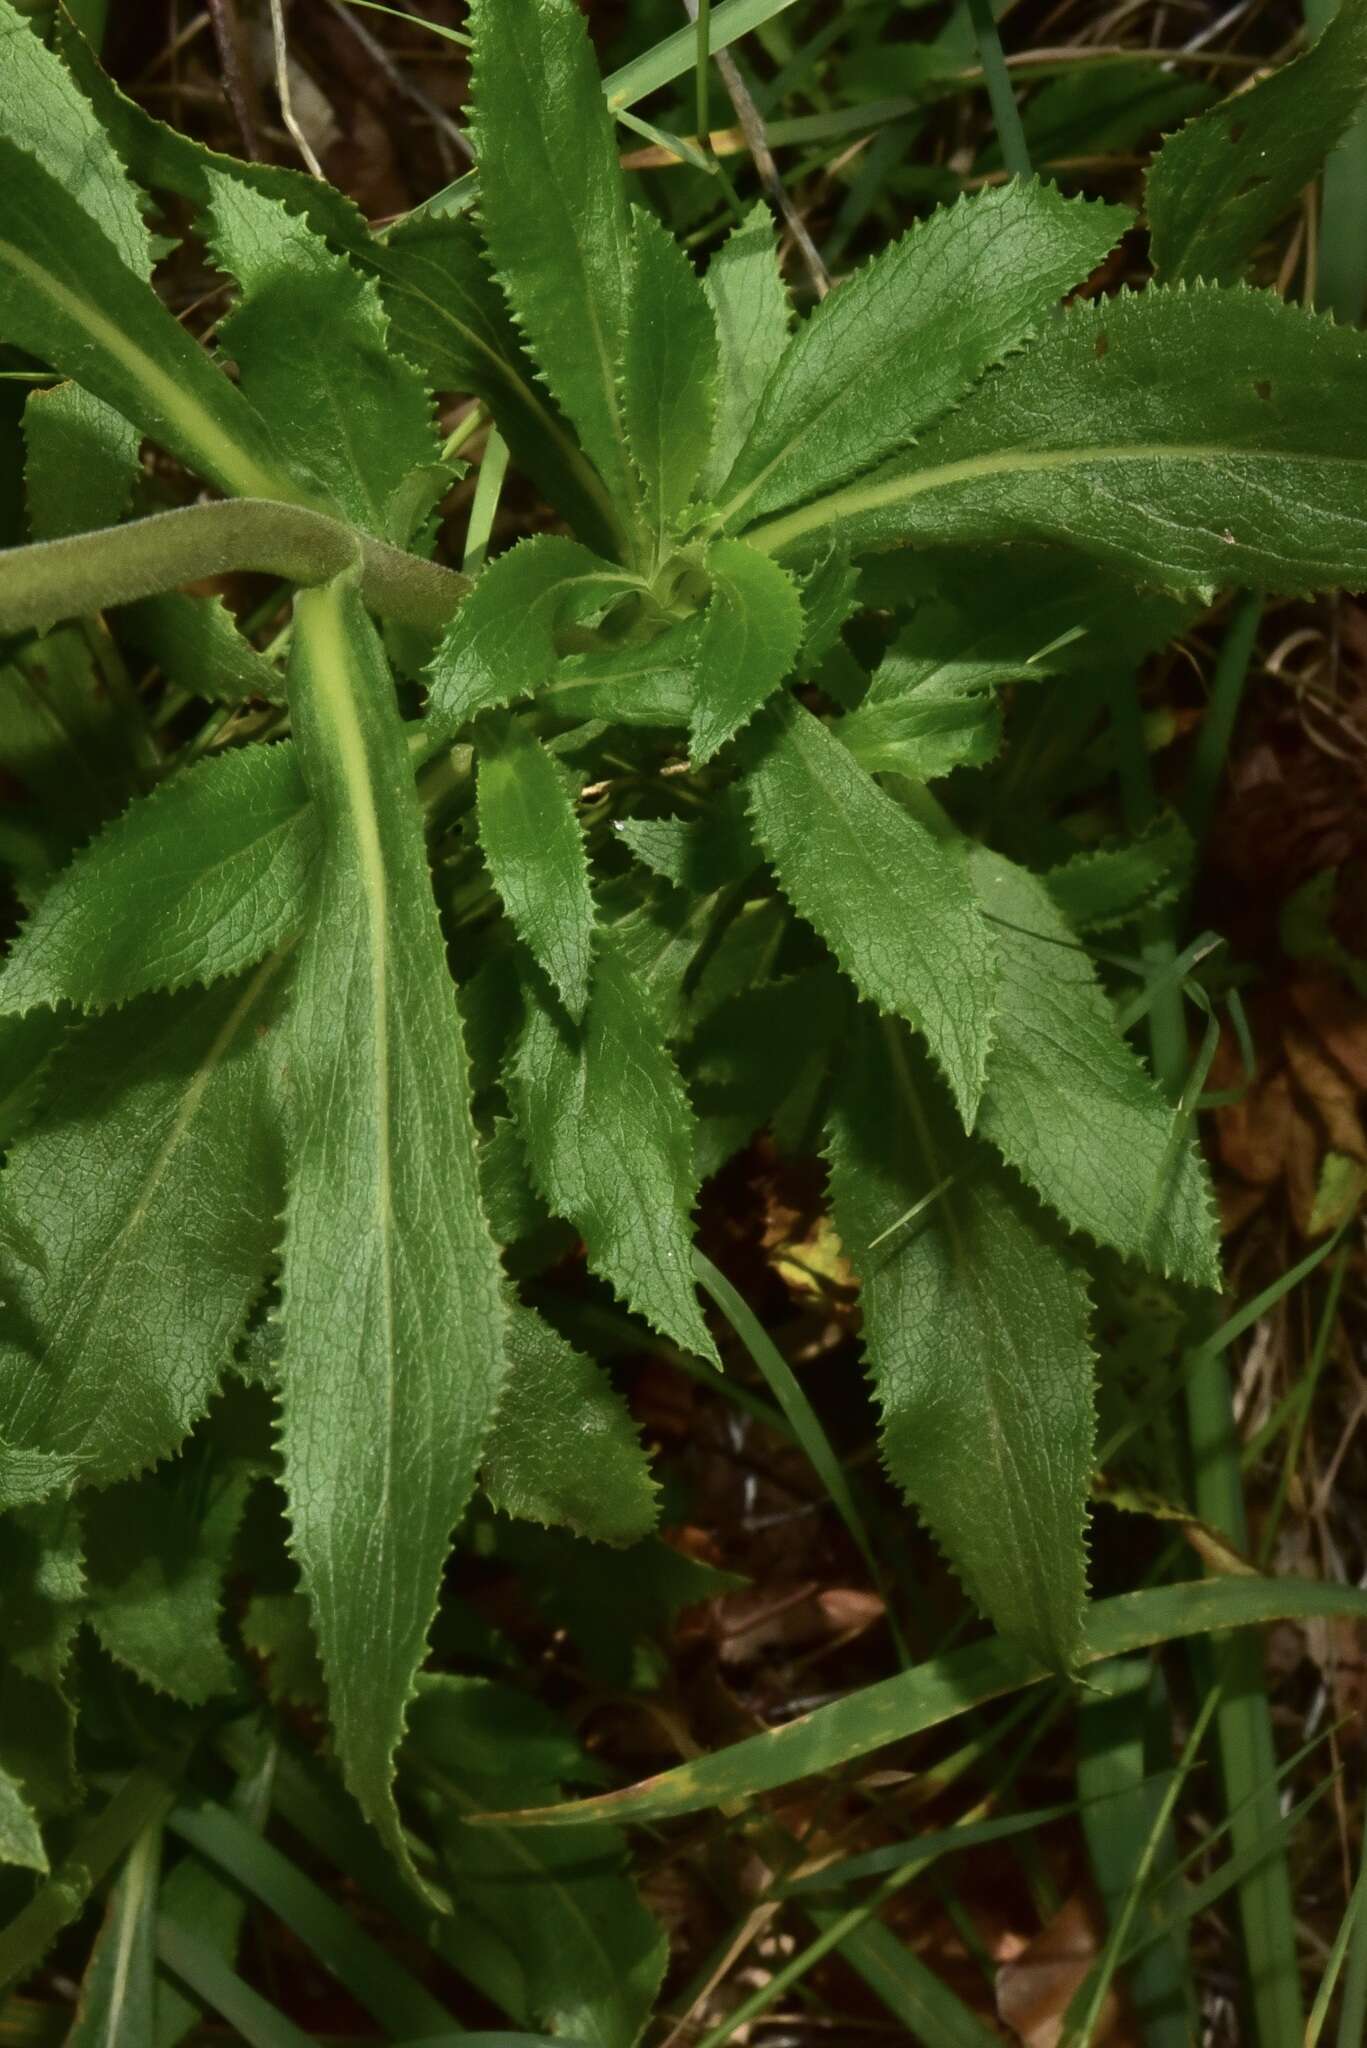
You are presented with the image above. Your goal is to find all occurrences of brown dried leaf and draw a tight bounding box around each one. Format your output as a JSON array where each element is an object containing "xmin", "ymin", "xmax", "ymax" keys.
[{"xmin": 996, "ymin": 1893, "xmax": 1123, "ymax": 2047}]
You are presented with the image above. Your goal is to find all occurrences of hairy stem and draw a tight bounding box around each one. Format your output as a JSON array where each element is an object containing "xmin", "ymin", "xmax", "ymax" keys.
[{"xmin": 0, "ymin": 500, "xmax": 471, "ymax": 640}]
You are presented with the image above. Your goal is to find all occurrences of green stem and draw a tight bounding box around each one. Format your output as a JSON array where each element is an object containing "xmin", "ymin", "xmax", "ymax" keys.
[
  {"xmin": 964, "ymin": 0, "xmax": 1033, "ymax": 182},
  {"xmin": 0, "ymin": 501, "xmax": 471, "ymax": 640},
  {"xmin": 0, "ymin": 1767, "xmax": 179, "ymax": 1993}
]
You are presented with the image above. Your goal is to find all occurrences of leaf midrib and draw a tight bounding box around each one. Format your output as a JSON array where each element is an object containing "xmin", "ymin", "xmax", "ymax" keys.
[
  {"xmin": 304, "ymin": 586, "xmax": 398, "ymax": 1532},
  {"xmin": 0, "ymin": 238, "xmax": 287, "ymax": 504},
  {"xmin": 744, "ymin": 440, "xmax": 1367, "ymax": 556}
]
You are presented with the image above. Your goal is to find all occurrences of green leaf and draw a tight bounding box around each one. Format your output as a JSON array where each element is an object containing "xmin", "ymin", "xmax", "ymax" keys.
[
  {"xmin": 0, "ymin": 962, "xmax": 289, "ymax": 1495},
  {"xmin": 795, "ymin": 547, "xmax": 860, "ymax": 672},
  {"xmin": 745, "ymin": 696, "xmax": 997, "ymax": 1127},
  {"xmin": 542, "ymin": 615, "xmax": 700, "ymax": 729},
  {"xmin": 511, "ymin": 929, "xmax": 719, "ymax": 1363},
  {"xmin": 205, "ymin": 172, "xmax": 440, "ymax": 534},
  {"xmin": 701, "ymin": 201, "xmax": 790, "ymax": 498},
  {"xmin": 482, "ymin": 1305, "xmax": 658, "ymax": 1544},
  {"xmin": 749, "ymin": 288, "xmax": 1367, "ymax": 597},
  {"xmin": 0, "ymin": 139, "xmax": 296, "ymax": 503},
  {"xmin": 477, "ymin": 1117, "xmax": 555, "ymax": 1250},
  {"xmin": 67, "ymin": 1824, "xmax": 162, "ymax": 2045},
  {"xmin": 828, "ymin": 1015, "xmax": 1094, "ymax": 1673},
  {"xmin": 686, "ymin": 968, "xmax": 846, "ymax": 1173},
  {"xmin": 120, "ymin": 592, "xmax": 285, "ymax": 706},
  {"xmin": 23, "ymin": 382, "xmax": 139, "ymax": 541},
  {"xmin": 861, "ymin": 545, "xmax": 1194, "ymax": 679},
  {"xmin": 476, "ymin": 714, "xmax": 595, "ymax": 1017},
  {"xmin": 615, "ymin": 791, "xmax": 758, "ymax": 893},
  {"xmin": 84, "ymin": 1451, "xmax": 253, "ymax": 1705},
  {"xmin": 371, "ymin": 217, "xmax": 622, "ymax": 557},
  {"xmin": 240, "ymin": 1594, "xmax": 327, "ymax": 1713},
  {"xmin": 0, "ymin": 1497, "xmax": 82, "ymax": 1845},
  {"xmin": 0, "ymin": 627, "xmax": 143, "ymax": 865},
  {"xmin": 689, "ymin": 539, "xmax": 804, "ymax": 765},
  {"xmin": 424, "ymin": 535, "xmax": 639, "ymax": 738},
  {"xmin": 1046, "ymin": 815, "xmax": 1194, "ymax": 933},
  {"xmin": 0, "ymin": 0, "xmax": 150, "ymax": 270},
  {"xmin": 278, "ymin": 573, "xmax": 507, "ymax": 1898},
  {"xmin": 0, "ymin": 746, "xmax": 316, "ymax": 1015},
  {"xmin": 837, "ymin": 629, "xmax": 1005, "ymax": 783},
  {"xmin": 717, "ymin": 181, "xmax": 1130, "ymax": 528},
  {"xmin": 605, "ymin": 878, "xmax": 732, "ymax": 1040},
  {"xmin": 495, "ymin": 1576, "xmax": 1367, "ymax": 1830},
  {"xmin": 0, "ymin": 0, "xmax": 156, "ymax": 547},
  {"xmin": 1147, "ymin": 0, "xmax": 1367, "ymax": 285},
  {"xmin": 0, "ymin": 1765, "xmax": 46, "ymax": 1874},
  {"xmin": 470, "ymin": 0, "xmax": 639, "ymax": 530},
  {"xmin": 408, "ymin": 1677, "xmax": 668, "ymax": 2048},
  {"xmin": 622, "ymin": 207, "xmax": 716, "ymax": 542},
  {"xmin": 0, "ymin": 1498, "xmax": 83, "ymax": 1696},
  {"xmin": 54, "ymin": 8, "xmax": 370, "ymax": 255},
  {"xmin": 970, "ymin": 846, "xmax": 1219, "ymax": 1286}
]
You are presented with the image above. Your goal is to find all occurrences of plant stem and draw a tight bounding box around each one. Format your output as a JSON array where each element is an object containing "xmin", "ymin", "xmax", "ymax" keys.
[
  {"xmin": 0, "ymin": 1767, "xmax": 179, "ymax": 1993},
  {"xmin": 0, "ymin": 501, "xmax": 470, "ymax": 639}
]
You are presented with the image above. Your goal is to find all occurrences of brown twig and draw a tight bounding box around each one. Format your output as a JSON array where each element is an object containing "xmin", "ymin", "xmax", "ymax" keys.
[
  {"xmin": 681, "ymin": 0, "xmax": 830, "ymax": 300},
  {"xmin": 206, "ymin": 0, "xmax": 263, "ymax": 159}
]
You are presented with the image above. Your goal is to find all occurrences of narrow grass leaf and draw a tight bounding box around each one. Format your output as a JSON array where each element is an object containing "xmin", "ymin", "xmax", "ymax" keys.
[
  {"xmin": 155, "ymin": 1923, "xmax": 314, "ymax": 2048},
  {"xmin": 167, "ymin": 1800, "xmax": 458, "ymax": 2041},
  {"xmin": 828, "ymin": 1016, "xmax": 1093, "ymax": 1674},
  {"xmin": 66, "ymin": 1824, "xmax": 161, "ymax": 2046},
  {"xmin": 693, "ymin": 1250, "xmax": 886, "ymax": 1596},
  {"xmin": 476, "ymin": 714, "xmax": 595, "ymax": 1018},
  {"xmin": 511, "ymin": 930, "xmax": 719, "ymax": 1365},
  {"xmin": 490, "ymin": 1576, "xmax": 1367, "ymax": 1828},
  {"xmin": 745, "ymin": 696, "xmax": 997, "ymax": 1126},
  {"xmin": 279, "ymin": 574, "xmax": 507, "ymax": 1897}
]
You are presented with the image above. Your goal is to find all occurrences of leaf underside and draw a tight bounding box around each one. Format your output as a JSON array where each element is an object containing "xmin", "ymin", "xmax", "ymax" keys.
[{"xmin": 279, "ymin": 575, "xmax": 507, "ymax": 1897}]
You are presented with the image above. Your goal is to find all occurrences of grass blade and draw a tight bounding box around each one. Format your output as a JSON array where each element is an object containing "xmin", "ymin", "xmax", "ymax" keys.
[
  {"xmin": 481, "ymin": 1576, "xmax": 1367, "ymax": 1828},
  {"xmin": 154, "ymin": 1924, "xmax": 313, "ymax": 2048},
  {"xmin": 167, "ymin": 1801, "xmax": 457, "ymax": 2039}
]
